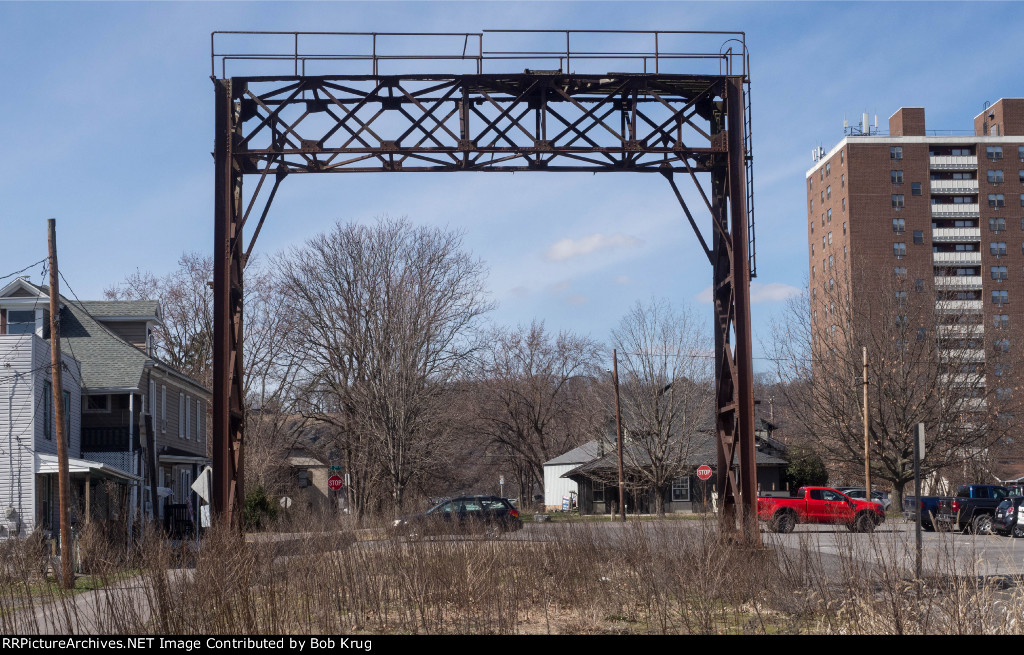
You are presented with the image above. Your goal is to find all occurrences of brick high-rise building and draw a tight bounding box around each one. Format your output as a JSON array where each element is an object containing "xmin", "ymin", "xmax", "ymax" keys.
[{"xmin": 805, "ymin": 99, "xmax": 1024, "ymax": 482}]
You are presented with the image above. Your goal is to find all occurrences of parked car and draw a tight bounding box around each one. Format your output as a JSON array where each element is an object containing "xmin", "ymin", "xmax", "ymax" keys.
[
  {"xmin": 935, "ymin": 484, "xmax": 1011, "ymax": 534},
  {"xmin": 758, "ymin": 487, "xmax": 885, "ymax": 533},
  {"xmin": 992, "ymin": 497, "xmax": 1024, "ymax": 537},
  {"xmin": 840, "ymin": 488, "xmax": 891, "ymax": 511},
  {"xmin": 392, "ymin": 495, "xmax": 523, "ymax": 540}
]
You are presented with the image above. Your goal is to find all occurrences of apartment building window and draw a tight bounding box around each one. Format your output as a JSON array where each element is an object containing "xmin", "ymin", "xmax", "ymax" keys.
[
  {"xmin": 993, "ymin": 290, "xmax": 1009, "ymax": 306},
  {"xmin": 811, "ymin": 243, "xmax": 815, "ymax": 256},
  {"xmin": 820, "ymin": 191, "xmax": 824, "ymax": 204},
  {"xmin": 987, "ymin": 146, "xmax": 1003, "ymax": 160},
  {"xmin": 812, "ymin": 266, "xmax": 815, "ymax": 279},
  {"xmin": 997, "ymin": 388, "xmax": 1013, "ymax": 402},
  {"xmin": 895, "ymin": 315, "xmax": 909, "ymax": 327},
  {"xmin": 827, "ymin": 209, "xmax": 832, "ymax": 223},
  {"xmin": 810, "ymin": 221, "xmax": 814, "ymax": 235},
  {"xmin": 826, "ymin": 185, "xmax": 832, "ymax": 199},
  {"xmin": 996, "ymin": 362, "xmax": 1010, "ymax": 376},
  {"xmin": 988, "ymin": 170, "xmax": 1005, "ymax": 183},
  {"xmin": 828, "ymin": 231, "xmax": 833, "ymax": 245},
  {"xmin": 841, "ymin": 150, "xmax": 845, "ymax": 165},
  {"xmin": 893, "ymin": 242, "xmax": 906, "ymax": 258},
  {"xmin": 841, "ymin": 173, "xmax": 845, "ymax": 187},
  {"xmin": 913, "ymin": 230, "xmax": 923, "ymax": 244},
  {"xmin": 829, "ymin": 277, "xmax": 835, "ymax": 289},
  {"xmin": 891, "ymin": 170, "xmax": 903, "ymax": 184},
  {"xmin": 822, "ymin": 213, "xmax": 825, "ymax": 226},
  {"xmin": 895, "ymin": 267, "xmax": 907, "ymax": 279},
  {"xmin": 990, "ymin": 217, "xmax": 1006, "ymax": 232},
  {"xmin": 810, "ymin": 199, "xmax": 814, "ymax": 211},
  {"xmin": 178, "ymin": 392, "xmax": 184, "ymax": 438},
  {"xmin": 915, "ymin": 279, "xmax": 925, "ymax": 292},
  {"xmin": 912, "ymin": 182, "xmax": 922, "ymax": 196},
  {"xmin": 891, "ymin": 146, "xmax": 902, "ymax": 160},
  {"xmin": 892, "ymin": 194, "xmax": 905, "ymax": 208},
  {"xmin": 844, "ymin": 245, "xmax": 848, "ymax": 259},
  {"xmin": 995, "ymin": 314, "xmax": 1010, "ymax": 328},
  {"xmin": 895, "ymin": 291, "xmax": 907, "ymax": 307},
  {"xmin": 893, "ymin": 218, "xmax": 905, "ymax": 232},
  {"xmin": 1019, "ymin": 146, "xmax": 1024, "ymax": 160},
  {"xmin": 828, "ymin": 255, "xmax": 834, "ymax": 269},
  {"xmin": 995, "ymin": 338, "xmax": 1010, "ymax": 352},
  {"xmin": 992, "ymin": 266, "xmax": 1008, "ymax": 280},
  {"xmin": 843, "ymin": 221, "xmax": 847, "ymax": 235},
  {"xmin": 842, "ymin": 197, "xmax": 846, "ymax": 212},
  {"xmin": 991, "ymin": 242, "xmax": 1007, "ymax": 257},
  {"xmin": 1019, "ymin": 170, "xmax": 1024, "ymax": 183},
  {"xmin": 1020, "ymin": 194, "xmax": 1024, "ymax": 207}
]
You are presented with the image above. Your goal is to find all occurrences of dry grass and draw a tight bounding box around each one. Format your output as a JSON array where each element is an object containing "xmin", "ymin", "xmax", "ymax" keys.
[{"xmin": 0, "ymin": 514, "xmax": 1021, "ymax": 634}]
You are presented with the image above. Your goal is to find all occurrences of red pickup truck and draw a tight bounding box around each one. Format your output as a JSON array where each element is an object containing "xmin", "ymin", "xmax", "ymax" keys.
[{"xmin": 758, "ymin": 486, "xmax": 886, "ymax": 533}]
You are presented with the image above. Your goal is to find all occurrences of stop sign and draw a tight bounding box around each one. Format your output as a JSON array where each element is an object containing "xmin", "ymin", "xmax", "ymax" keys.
[
  {"xmin": 328, "ymin": 475, "xmax": 343, "ymax": 491},
  {"xmin": 696, "ymin": 465, "xmax": 713, "ymax": 481}
]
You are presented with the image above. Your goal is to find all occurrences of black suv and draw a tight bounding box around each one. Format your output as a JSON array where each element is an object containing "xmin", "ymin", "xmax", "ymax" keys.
[
  {"xmin": 992, "ymin": 496, "xmax": 1024, "ymax": 538},
  {"xmin": 392, "ymin": 495, "xmax": 523, "ymax": 540}
]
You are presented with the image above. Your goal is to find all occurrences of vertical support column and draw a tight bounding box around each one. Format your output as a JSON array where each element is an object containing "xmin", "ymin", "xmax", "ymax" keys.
[
  {"xmin": 213, "ymin": 78, "xmax": 245, "ymax": 529},
  {"xmin": 726, "ymin": 77, "xmax": 759, "ymax": 546}
]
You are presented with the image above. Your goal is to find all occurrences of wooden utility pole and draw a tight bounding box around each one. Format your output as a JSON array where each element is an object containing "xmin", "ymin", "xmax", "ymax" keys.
[
  {"xmin": 863, "ymin": 346, "xmax": 871, "ymax": 502},
  {"xmin": 613, "ymin": 349, "xmax": 626, "ymax": 522},
  {"xmin": 47, "ymin": 218, "xmax": 73, "ymax": 589}
]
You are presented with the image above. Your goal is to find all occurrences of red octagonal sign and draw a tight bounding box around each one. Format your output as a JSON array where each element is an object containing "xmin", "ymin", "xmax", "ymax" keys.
[
  {"xmin": 328, "ymin": 475, "xmax": 344, "ymax": 491},
  {"xmin": 696, "ymin": 465, "xmax": 713, "ymax": 481}
]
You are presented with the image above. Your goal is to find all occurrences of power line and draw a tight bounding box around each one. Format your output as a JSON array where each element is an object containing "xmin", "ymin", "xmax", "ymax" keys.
[{"xmin": 0, "ymin": 258, "xmax": 47, "ymax": 285}]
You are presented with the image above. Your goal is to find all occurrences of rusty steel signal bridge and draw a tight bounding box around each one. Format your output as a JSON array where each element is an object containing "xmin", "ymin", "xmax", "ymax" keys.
[{"xmin": 211, "ymin": 30, "xmax": 760, "ymax": 543}]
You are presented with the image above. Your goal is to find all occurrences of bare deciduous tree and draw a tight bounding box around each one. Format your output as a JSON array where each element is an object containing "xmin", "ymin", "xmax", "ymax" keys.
[
  {"xmin": 276, "ymin": 217, "xmax": 493, "ymax": 513},
  {"xmin": 611, "ymin": 299, "xmax": 714, "ymax": 516},
  {"xmin": 473, "ymin": 321, "xmax": 603, "ymax": 506},
  {"xmin": 768, "ymin": 268, "xmax": 1019, "ymax": 506}
]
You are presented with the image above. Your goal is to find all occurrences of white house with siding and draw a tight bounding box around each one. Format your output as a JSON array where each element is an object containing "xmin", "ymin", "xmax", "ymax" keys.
[{"xmin": 542, "ymin": 441, "xmax": 606, "ymax": 511}]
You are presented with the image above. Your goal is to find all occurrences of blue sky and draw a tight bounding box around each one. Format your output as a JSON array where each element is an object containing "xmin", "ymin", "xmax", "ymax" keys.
[{"xmin": 2, "ymin": 1, "xmax": 1023, "ymax": 368}]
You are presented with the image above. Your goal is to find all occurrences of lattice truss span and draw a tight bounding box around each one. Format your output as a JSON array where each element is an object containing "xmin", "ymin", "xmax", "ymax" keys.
[{"xmin": 230, "ymin": 75, "xmax": 734, "ymax": 174}]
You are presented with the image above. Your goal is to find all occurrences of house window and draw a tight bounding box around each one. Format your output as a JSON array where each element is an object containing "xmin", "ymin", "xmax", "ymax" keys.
[
  {"xmin": 893, "ymin": 218, "xmax": 905, "ymax": 233},
  {"xmin": 912, "ymin": 182, "xmax": 922, "ymax": 196},
  {"xmin": 5, "ymin": 310, "xmax": 34, "ymax": 335},
  {"xmin": 181, "ymin": 470, "xmax": 192, "ymax": 505},
  {"xmin": 992, "ymin": 266, "xmax": 1008, "ymax": 280},
  {"xmin": 297, "ymin": 469, "xmax": 311, "ymax": 488},
  {"xmin": 592, "ymin": 481, "xmax": 606, "ymax": 503},
  {"xmin": 990, "ymin": 217, "xmax": 1006, "ymax": 232},
  {"xmin": 989, "ymin": 194, "xmax": 1005, "ymax": 208},
  {"xmin": 196, "ymin": 400, "xmax": 202, "ymax": 443},
  {"xmin": 672, "ymin": 477, "xmax": 691, "ymax": 502},
  {"xmin": 185, "ymin": 396, "xmax": 191, "ymax": 440},
  {"xmin": 892, "ymin": 194, "xmax": 905, "ymax": 208},
  {"xmin": 178, "ymin": 392, "xmax": 184, "ymax": 438},
  {"xmin": 891, "ymin": 170, "xmax": 903, "ymax": 184},
  {"xmin": 84, "ymin": 394, "xmax": 110, "ymax": 413},
  {"xmin": 995, "ymin": 314, "xmax": 1010, "ymax": 328},
  {"xmin": 913, "ymin": 230, "xmax": 923, "ymax": 244},
  {"xmin": 991, "ymin": 242, "xmax": 1007, "ymax": 257},
  {"xmin": 988, "ymin": 170, "xmax": 1005, "ymax": 184},
  {"xmin": 987, "ymin": 146, "xmax": 1003, "ymax": 160},
  {"xmin": 894, "ymin": 242, "xmax": 906, "ymax": 258},
  {"xmin": 43, "ymin": 381, "xmax": 53, "ymax": 441},
  {"xmin": 891, "ymin": 146, "xmax": 902, "ymax": 160},
  {"xmin": 149, "ymin": 379, "xmax": 155, "ymax": 417},
  {"xmin": 993, "ymin": 290, "xmax": 1009, "ymax": 306},
  {"xmin": 161, "ymin": 386, "xmax": 167, "ymax": 433}
]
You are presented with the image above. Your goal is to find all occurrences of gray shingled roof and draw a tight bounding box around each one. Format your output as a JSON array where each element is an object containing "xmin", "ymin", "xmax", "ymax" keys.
[
  {"xmin": 544, "ymin": 441, "xmax": 606, "ymax": 467},
  {"xmin": 77, "ymin": 300, "xmax": 160, "ymax": 320},
  {"xmin": 562, "ymin": 432, "xmax": 789, "ymax": 479}
]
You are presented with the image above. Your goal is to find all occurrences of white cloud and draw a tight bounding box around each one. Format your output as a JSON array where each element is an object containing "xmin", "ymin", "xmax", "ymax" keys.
[
  {"xmin": 696, "ymin": 282, "xmax": 801, "ymax": 304},
  {"xmin": 544, "ymin": 233, "xmax": 642, "ymax": 262}
]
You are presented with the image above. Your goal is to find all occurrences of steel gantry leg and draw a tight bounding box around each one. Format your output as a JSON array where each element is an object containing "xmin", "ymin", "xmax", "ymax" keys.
[{"xmin": 213, "ymin": 78, "xmax": 246, "ymax": 529}]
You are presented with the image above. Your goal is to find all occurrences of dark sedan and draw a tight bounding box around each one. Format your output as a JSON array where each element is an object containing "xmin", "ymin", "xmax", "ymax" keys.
[
  {"xmin": 993, "ymin": 497, "xmax": 1024, "ymax": 537},
  {"xmin": 392, "ymin": 495, "xmax": 523, "ymax": 540}
]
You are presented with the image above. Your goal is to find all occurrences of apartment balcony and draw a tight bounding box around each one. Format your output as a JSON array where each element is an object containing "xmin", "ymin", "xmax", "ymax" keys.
[
  {"xmin": 929, "ymin": 155, "xmax": 978, "ymax": 170},
  {"xmin": 940, "ymin": 348, "xmax": 986, "ymax": 362},
  {"xmin": 935, "ymin": 299, "xmax": 983, "ymax": 313},
  {"xmin": 940, "ymin": 373, "xmax": 986, "ymax": 387},
  {"xmin": 933, "ymin": 275, "xmax": 982, "ymax": 289},
  {"xmin": 931, "ymin": 226, "xmax": 980, "ymax": 242},
  {"xmin": 937, "ymin": 323, "xmax": 984, "ymax": 337},
  {"xmin": 932, "ymin": 250, "xmax": 982, "ymax": 265},
  {"xmin": 931, "ymin": 203, "xmax": 980, "ymax": 218},
  {"xmin": 930, "ymin": 179, "xmax": 980, "ymax": 194}
]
